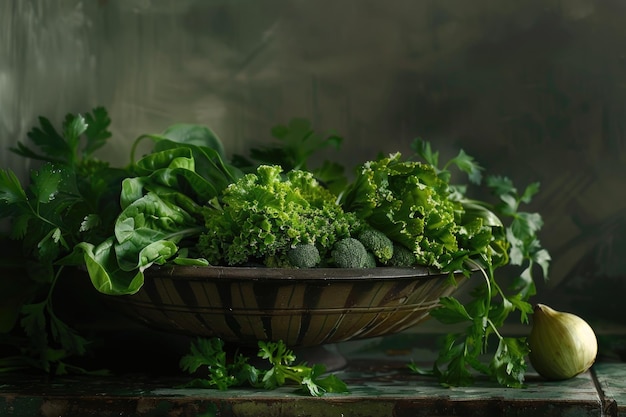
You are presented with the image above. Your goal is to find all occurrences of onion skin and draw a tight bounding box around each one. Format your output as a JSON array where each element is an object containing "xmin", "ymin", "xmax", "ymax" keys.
[{"xmin": 528, "ymin": 304, "xmax": 598, "ymax": 380}]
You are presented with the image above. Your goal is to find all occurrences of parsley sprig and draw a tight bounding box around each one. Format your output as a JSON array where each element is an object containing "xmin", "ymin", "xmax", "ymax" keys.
[
  {"xmin": 231, "ymin": 118, "xmax": 348, "ymax": 194},
  {"xmin": 410, "ymin": 139, "xmax": 550, "ymax": 387},
  {"xmin": 0, "ymin": 107, "xmax": 121, "ymax": 374},
  {"xmin": 179, "ymin": 338, "xmax": 349, "ymax": 397}
]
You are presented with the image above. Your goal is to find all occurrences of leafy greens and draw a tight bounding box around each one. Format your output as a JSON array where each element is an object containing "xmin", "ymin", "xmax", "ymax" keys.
[
  {"xmin": 0, "ymin": 107, "xmax": 550, "ymax": 390},
  {"xmin": 197, "ymin": 165, "xmax": 360, "ymax": 267}
]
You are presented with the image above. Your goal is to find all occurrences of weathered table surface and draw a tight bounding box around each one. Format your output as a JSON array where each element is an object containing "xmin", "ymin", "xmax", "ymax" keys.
[{"xmin": 1, "ymin": 331, "xmax": 625, "ymax": 417}]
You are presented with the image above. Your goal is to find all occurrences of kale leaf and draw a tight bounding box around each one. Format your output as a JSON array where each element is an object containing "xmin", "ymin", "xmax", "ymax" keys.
[{"xmin": 197, "ymin": 165, "xmax": 360, "ymax": 267}]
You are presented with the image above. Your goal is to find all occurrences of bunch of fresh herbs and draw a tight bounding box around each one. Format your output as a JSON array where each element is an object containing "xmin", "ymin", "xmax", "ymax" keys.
[
  {"xmin": 0, "ymin": 107, "xmax": 549, "ymax": 390},
  {"xmin": 0, "ymin": 108, "xmax": 122, "ymax": 374},
  {"xmin": 408, "ymin": 140, "xmax": 550, "ymax": 387}
]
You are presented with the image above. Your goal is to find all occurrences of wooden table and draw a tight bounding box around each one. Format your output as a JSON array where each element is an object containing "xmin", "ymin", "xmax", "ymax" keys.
[{"xmin": 1, "ymin": 332, "xmax": 624, "ymax": 417}]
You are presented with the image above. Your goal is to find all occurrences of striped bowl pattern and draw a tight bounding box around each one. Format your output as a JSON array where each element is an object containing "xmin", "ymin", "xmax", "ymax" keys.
[{"xmin": 104, "ymin": 266, "xmax": 465, "ymax": 347}]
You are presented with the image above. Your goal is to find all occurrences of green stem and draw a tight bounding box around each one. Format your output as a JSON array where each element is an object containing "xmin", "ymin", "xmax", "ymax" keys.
[
  {"xmin": 486, "ymin": 317, "xmax": 504, "ymax": 340},
  {"xmin": 466, "ymin": 257, "xmax": 501, "ymax": 351},
  {"xmin": 129, "ymin": 134, "xmax": 164, "ymax": 165},
  {"xmin": 43, "ymin": 266, "xmax": 64, "ymax": 319}
]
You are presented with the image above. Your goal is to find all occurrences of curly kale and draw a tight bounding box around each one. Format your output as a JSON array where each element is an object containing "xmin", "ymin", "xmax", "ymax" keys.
[
  {"xmin": 339, "ymin": 153, "xmax": 464, "ymax": 271},
  {"xmin": 197, "ymin": 165, "xmax": 360, "ymax": 266}
]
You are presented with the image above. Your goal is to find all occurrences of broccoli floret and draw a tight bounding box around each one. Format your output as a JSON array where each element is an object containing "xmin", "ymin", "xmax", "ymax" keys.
[
  {"xmin": 287, "ymin": 243, "xmax": 321, "ymax": 268},
  {"xmin": 357, "ymin": 227, "xmax": 394, "ymax": 264},
  {"xmin": 364, "ymin": 251, "xmax": 377, "ymax": 268},
  {"xmin": 331, "ymin": 237, "xmax": 372, "ymax": 268},
  {"xmin": 388, "ymin": 243, "xmax": 418, "ymax": 267}
]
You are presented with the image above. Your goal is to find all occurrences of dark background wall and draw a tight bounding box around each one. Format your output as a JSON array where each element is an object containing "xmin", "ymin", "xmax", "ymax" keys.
[{"xmin": 2, "ymin": 0, "xmax": 624, "ymax": 328}]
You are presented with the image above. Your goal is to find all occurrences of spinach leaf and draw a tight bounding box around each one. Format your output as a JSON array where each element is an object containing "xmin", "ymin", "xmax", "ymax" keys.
[{"xmin": 74, "ymin": 123, "xmax": 238, "ymax": 296}]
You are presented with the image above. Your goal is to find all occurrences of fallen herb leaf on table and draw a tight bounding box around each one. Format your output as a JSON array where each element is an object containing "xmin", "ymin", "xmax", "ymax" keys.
[{"xmin": 179, "ymin": 338, "xmax": 348, "ymax": 397}]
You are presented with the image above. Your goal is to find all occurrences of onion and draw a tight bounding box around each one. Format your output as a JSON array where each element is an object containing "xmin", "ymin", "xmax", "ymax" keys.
[{"xmin": 528, "ymin": 304, "xmax": 598, "ymax": 380}]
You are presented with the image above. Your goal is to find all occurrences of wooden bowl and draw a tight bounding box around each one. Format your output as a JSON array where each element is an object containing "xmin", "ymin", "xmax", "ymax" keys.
[{"xmin": 104, "ymin": 266, "xmax": 465, "ymax": 347}]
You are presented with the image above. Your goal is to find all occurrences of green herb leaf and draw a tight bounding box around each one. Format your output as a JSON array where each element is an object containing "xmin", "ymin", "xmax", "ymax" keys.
[
  {"xmin": 82, "ymin": 107, "xmax": 112, "ymax": 156},
  {"xmin": 63, "ymin": 113, "xmax": 88, "ymax": 159},
  {"xmin": 486, "ymin": 176, "xmax": 516, "ymax": 196},
  {"xmin": 490, "ymin": 337, "xmax": 529, "ymax": 388},
  {"xmin": 429, "ymin": 297, "xmax": 473, "ymax": 324},
  {"xmin": 446, "ymin": 149, "xmax": 483, "ymax": 185},
  {"xmin": 179, "ymin": 338, "xmax": 250, "ymax": 390},
  {"xmin": 31, "ymin": 163, "xmax": 63, "ymax": 204},
  {"xmin": 0, "ymin": 169, "xmax": 28, "ymax": 206},
  {"xmin": 298, "ymin": 364, "xmax": 349, "ymax": 397},
  {"xmin": 180, "ymin": 338, "xmax": 348, "ymax": 396},
  {"xmin": 408, "ymin": 140, "xmax": 549, "ymax": 388},
  {"xmin": 410, "ymin": 138, "xmax": 439, "ymax": 167},
  {"xmin": 240, "ymin": 118, "xmax": 343, "ymax": 173},
  {"xmin": 17, "ymin": 116, "xmax": 70, "ymax": 162},
  {"xmin": 12, "ymin": 108, "xmax": 112, "ymax": 166}
]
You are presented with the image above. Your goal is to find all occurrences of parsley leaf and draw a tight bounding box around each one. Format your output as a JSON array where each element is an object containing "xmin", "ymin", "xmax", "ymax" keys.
[
  {"xmin": 19, "ymin": 283, "xmax": 92, "ymax": 375},
  {"xmin": 1, "ymin": 108, "xmax": 119, "ymax": 374},
  {"xmin": 82, "ymin": 107, "xmax": 113, "ymax": 156},
  {"xmin": 490, "ymin": 337, "xmax": 529, "ymax": 387},
  {"xmin": 180, "ymin": 338, "xmax": 349, "ymax": 397},
  {"xmin": 179, "ymin": 338, "xmax": 253, "ymax": 390},
  {"xmin": 233, "ymin": 118, "xmax": 346, "ymax": 191},
  {"xmin": 0, "ymin": 169, "xmax": 28, "ymax": 206},
  {"xmin": 11, "ymin": 106, "xmax": 111, "ymax": 166},
  {"xmin": 409, "ymin": 138, "xmax": 550, "ymax": 388}
]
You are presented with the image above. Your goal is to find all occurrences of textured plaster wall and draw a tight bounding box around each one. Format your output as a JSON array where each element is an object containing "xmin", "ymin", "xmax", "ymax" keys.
[{"xmin": 1, "ymin": 0, "xmax": 624, "ymax": 324}]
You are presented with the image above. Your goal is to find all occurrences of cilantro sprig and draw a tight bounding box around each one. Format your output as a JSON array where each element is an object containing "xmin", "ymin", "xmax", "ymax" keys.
[{"xmin": 179, "ymin": 338, "xmax": 349, "ymax": 397}]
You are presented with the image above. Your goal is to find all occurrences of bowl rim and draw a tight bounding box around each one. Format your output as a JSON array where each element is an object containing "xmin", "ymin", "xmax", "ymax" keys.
[{"xmin": 144, "ymin": 265, "xmax": 455, "ymax": 282}]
